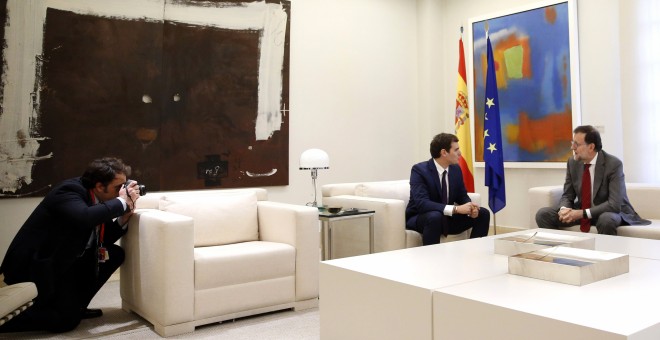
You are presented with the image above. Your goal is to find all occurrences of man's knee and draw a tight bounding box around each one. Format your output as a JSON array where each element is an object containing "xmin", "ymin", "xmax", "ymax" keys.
[
  {"xmin": 536, "ymin": 207, "xmax": 558, "ymax": 228},
  {"xmin": 108, "ymin": 244, "xmax": 125, "ymax": 265},
  {"xmin": 475, "ymin": 207, "xmax": 490, "ymax": 229},
  {"xmin": 471, "ymin": 208, "xmax": 490, "ymax": 237},
  {"xmin": 596, "ymin": 213, "xmax": 619, "ymax": 235},
  {"xmin": 478, "ymin": 207, "xmax": 490, "ymax": 223}
]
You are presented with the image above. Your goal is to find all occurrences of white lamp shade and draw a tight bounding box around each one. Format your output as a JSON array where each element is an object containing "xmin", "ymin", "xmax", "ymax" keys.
[{"xmin": 299, "ymin": 148, "xmax": 330, "ymax": 169}]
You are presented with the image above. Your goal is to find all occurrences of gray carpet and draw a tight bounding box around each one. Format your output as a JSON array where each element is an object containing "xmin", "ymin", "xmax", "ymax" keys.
[{"xmin": 0, "ymin": 280, "xmax": 320, "ymax": 339}]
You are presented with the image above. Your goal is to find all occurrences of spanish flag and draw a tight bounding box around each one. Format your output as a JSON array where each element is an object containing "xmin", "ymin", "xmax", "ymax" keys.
[{"xmin": 455, "ymin": 35, "xmax": 474, "ymax": 192}]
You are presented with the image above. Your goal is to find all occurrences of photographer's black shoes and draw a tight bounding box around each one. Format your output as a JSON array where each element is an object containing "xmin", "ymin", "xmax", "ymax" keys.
[{"xmin": 80, "ymin": 308, "xmax": 103, "ymax": 319}]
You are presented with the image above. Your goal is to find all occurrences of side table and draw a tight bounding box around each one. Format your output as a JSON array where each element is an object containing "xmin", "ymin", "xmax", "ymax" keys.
[{"xmin": 318, "ymin": 208, "xmax": 375, "ymax": 260}]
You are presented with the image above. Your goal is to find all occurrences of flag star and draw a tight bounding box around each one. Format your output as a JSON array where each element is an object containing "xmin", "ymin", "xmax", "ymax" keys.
[
  {"xmin": 486, "ymin": 98, "xmax": 495, "ymax": 108},
  {"xmin": 487, "ymin": 143, "xmax": 497, "ymax": 153},
  {"xmin": 485, "ymin": 112, "xmax": 488, "ymax": 120},
  {"xmin": 484, "ymin": 129, "xmax": 490, "ymax": 139}
]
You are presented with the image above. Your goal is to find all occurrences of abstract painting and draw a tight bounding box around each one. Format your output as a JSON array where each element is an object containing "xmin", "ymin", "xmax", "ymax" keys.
[
  {"xmin": 0, "ymin": 0, "xmax": 290, "ymax": 197},
  {"xmin": 469, "ymin": 0, "xmax": 580, "ymax": 164}
]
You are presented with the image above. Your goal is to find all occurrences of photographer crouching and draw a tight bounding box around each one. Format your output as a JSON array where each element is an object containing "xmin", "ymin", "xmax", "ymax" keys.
[{"xmin": 0, "ymin": 157, "xmax": 145, "ymax": 334}]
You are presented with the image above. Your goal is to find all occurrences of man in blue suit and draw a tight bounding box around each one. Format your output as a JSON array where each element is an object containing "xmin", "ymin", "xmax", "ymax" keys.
[
  {"xmin": 0, "ymin": 157, "xmax": 142, "ymax": 333},
  {"xmin": 406, "ymin": 133, "xmax": 490, "ymax": 245}
]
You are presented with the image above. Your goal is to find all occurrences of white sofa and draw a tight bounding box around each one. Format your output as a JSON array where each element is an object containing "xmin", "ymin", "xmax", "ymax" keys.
[
  {"xmin": 528, "ymin": 183, "xmax": 660, "ymax": 239},
  {"xmin": 120, "ymin": 188, "xmax": 319, "ymax": 337},
  {"xmin": 321, "ymin": 180, "xmax": 482, "ymax": 257}
]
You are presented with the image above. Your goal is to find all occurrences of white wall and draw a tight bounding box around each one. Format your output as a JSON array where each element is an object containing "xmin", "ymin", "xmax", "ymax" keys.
[
  {"xmin": 270, "ymin": 0, "xmax": 420, "ymax": 204},
  {"xmin": 621, "ymin": 0, "xmax": 660, "ymax": 184}
]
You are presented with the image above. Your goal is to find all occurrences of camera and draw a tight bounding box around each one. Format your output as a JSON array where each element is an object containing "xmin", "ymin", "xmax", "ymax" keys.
[{"xmin": 125, "ymin": 179, "xmax": 147, "ymax": 196}]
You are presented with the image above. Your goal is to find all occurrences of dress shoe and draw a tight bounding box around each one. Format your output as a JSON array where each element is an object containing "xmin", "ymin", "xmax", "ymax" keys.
[{"xmin": 80, "ymin": 308, "xmax": 103, "ymax": 319}]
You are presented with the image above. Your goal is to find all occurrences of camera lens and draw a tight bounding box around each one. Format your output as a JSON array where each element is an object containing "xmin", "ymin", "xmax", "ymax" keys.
[{"xmin": 137, "ymin": 184, "xmax": 147, "ymax": 196}]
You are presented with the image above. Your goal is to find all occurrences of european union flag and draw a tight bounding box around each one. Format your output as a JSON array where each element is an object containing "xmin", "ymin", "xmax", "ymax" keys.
[{"xmin": 483, "ymin": 35, "xmax": 506, "ymax": 213}]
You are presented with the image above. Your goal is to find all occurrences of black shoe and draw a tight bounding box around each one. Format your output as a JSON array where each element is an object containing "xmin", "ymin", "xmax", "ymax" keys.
[{"xmin": 80, "ymin": 308, "xmax": 103, "ymax": 319}]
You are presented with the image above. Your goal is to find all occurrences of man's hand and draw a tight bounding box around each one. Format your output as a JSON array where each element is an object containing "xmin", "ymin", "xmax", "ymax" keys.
[
  {"xmin": 119, "ymin": 181, "xmax": 140, "ymax": 211},
  {"xmin": 558, "ymin": 207, "xmax": 581, "ymax": 223},
  {"xmin": 456, "ymin": 202, "xmax": 480, "ymax": 218}
]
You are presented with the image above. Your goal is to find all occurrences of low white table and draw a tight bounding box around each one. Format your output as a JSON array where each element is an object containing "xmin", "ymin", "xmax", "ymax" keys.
[
  {"xmin": 320, "ymin": 230, "xmax": 660, "ymax": 340},
  {"xmin": 433, "ymin": 256, "xmax": 660, "ymax": 339},
  {"xmin": 320, "ymin": 236, "xmax": 508, "ymax": 339}
]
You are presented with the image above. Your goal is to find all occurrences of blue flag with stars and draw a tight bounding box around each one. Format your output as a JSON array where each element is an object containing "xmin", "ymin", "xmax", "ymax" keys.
[{"xmin": 483, "ymin": 35, "xmax": 506, "ymax": 213}]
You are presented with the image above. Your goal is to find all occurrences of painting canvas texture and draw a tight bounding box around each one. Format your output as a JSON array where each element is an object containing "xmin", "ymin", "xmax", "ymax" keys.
[
  {"xmin": 0, "ymin": 0, "xmax": 290, "ymax": 197},
  {"xmin": 472, "ymin": 2, "xmax": 574, "ymax": 162}
]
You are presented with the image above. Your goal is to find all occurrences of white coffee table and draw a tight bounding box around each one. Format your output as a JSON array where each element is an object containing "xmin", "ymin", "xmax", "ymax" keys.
[
  {"xmin": 320, "ymin": 236, "xmax": 509, "ymax": 339},
  {"xmin": 320, "ymin": 230, "xmax": 660, "ymax": 340},
  {"xmin": 433, "ymin": 256, "xmax": 660, "ymax": 339}
]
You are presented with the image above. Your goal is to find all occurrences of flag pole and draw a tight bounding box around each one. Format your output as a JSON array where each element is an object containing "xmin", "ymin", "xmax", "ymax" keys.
[{"xmin": 493, "ymin": 212, "xmax": 497, "ymax": 235}]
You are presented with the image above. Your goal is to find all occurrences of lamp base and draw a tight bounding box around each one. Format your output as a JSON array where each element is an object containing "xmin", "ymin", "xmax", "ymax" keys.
[{"xmin": 305, "ymin": 170, "xmax": 320, "ymax": 207}]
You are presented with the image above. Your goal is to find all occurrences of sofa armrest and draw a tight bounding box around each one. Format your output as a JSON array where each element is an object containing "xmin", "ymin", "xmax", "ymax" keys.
[
  {"xmin": 120, "ymin": 209, "xmax": 195, "ymax": 326},
  {"xmin": 625, "ymin": 183, "xmax": 660, "ymax": 220},
  {"xmin": 322, "ymin": 183, "xmax": 360, "ymax": 198},
  {"xmin": 323, "ymin": 195, "xmax": 406, "ymax": 252},
  {"xmin": 257, "ymin": 202, "xmax": 319, "ymax": 301},
  {"xmin": 528, "ymin": 186, "xmax": 563, "ymax": 228},
  {"xmin": 468, "ymin": 192, "xmax": 481, "ymax": 206}
]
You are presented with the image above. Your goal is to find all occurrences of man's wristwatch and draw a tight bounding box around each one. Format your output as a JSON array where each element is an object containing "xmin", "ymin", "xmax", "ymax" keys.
[{"xmin": 583, "ymin": 209, "xmax": 588, "ymax": 219}]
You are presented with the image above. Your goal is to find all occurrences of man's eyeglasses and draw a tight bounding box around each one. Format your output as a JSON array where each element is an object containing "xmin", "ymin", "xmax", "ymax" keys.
[{"xmin": 570, "ymin": 141, "xmax": 587, "ymax": 148}]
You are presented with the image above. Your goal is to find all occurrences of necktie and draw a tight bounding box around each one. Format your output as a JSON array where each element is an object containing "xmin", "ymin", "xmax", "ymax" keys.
[
  {"xmin": 440, "ymin": 170, "xmax": 448, "ymax": 204},
  {"xmin": 580, "ymin": 164, "xmax": 591, "ymax": 233},
  {"xmin": 440, "ymin": 170, "xmax": 448, "ymax": 237}
]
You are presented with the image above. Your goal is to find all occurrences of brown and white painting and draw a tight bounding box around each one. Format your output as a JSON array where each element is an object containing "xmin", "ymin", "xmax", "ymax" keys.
[{"xmin": 0, "ymin": 0, "xmax": 290, "ymax": 197}]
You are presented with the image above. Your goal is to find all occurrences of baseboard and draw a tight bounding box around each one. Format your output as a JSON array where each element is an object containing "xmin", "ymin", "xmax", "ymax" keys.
[{"xmin": 493, "ymin": 225, "xmax": 529, "ymax": 235}]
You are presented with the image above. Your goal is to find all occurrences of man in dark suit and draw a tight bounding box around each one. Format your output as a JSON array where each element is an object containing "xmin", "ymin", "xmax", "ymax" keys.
[
  {"xmin": 406, "ymin": 133, "xmax": 490, "ymax": 245},
  {"xmin": 536, "ymin": 125, "xmax": 650, "ymax": 234},
  {"xmin": 0, "ymin": 157, "xmax": 142, "ymax": 333}
]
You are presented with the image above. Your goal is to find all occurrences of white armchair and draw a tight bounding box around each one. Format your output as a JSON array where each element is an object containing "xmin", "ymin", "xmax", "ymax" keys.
[
  {"xmin": 322, "ymin": 180, "xmax": 482, "ymax": 258},
  {"xmin": 120, "ymin": 188, "xmax": 319, "ymax": 337}
]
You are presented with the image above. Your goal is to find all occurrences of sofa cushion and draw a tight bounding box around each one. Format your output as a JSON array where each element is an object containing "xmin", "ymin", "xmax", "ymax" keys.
[
  {"xmin": 0, "ymin": 282, "xmax": 38, "ymax": 326},
  {"xmin": 193, "ymin": 241, "xmax": 295, "ymax": 290},
  {"xmin": 355, "ymin": 180, "xmax": 410, "ymax": 204},
  {"xmin": 159, "ymin": 191, "xmax": 258, "ymax": 247}
]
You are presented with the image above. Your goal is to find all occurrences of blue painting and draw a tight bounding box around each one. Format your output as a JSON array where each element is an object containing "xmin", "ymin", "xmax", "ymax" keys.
[{"xmin": 471, "ymin": 1, "xmax": 578, "ymax": 163}]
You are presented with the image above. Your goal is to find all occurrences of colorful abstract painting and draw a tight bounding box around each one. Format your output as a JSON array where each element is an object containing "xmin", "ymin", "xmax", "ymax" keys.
[{"xmin": 470, "ymin": 0, "xmax": 579, "ymax": 163}]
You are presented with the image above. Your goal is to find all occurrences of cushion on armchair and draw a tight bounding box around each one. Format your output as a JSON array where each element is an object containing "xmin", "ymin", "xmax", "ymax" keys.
[
  {"xmin": 355, "ymin": 180, "xmax": 410, "ymax": 203},
  {"xmin": 0, "ymin": 282, "xmax": 38, "ymax": 326},
  {"xmin": 159, "ymin": 191, "xmax": 258, "ymax": 247}
]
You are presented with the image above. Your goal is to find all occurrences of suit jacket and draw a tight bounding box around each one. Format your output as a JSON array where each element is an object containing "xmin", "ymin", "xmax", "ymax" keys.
[
  {"xmin": 405, "ymin": 159, "xmax": 471, "ymax": 227},
  {"xmin": 0, "ymin": 177, "xmax": 127, "ymax": 295},
  {"xmin": 560, "ymin": 150, "xmax": 649, "ymax": 225}
]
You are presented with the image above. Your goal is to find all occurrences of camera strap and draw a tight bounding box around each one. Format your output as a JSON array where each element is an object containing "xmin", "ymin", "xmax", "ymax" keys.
[{"xmin": 89, "ymin": 189, "xmax": 108, "ymax": 263}]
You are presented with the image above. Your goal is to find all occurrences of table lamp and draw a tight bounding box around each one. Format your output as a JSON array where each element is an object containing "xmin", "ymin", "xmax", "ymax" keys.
[{"xmin": 299, "ymin": 148, "xmax": 329, "ymax": 207}]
